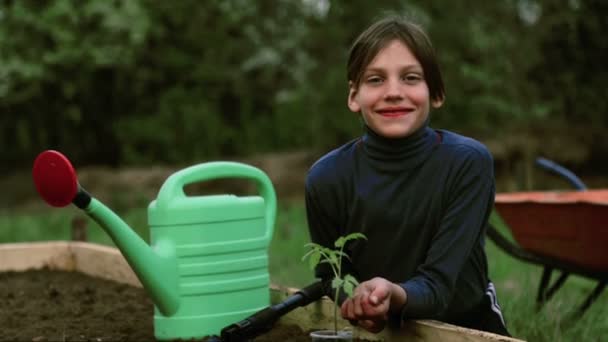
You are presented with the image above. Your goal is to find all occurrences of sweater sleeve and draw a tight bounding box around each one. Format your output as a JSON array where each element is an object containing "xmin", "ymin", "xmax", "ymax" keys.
[
  {"xmin": 399, "ymin": 148, "xmax": 495, "ymax": 319},
  {"xmin": 305, "ymin": 167, "xmax": 357, "ymax": 303},
  {"xmin": 305, "ymin": 178, "xmax": 338, "ymax": 278}
]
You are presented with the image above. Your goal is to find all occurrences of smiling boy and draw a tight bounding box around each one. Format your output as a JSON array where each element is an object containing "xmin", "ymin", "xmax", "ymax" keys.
[{"xmin": 305, "ymin": 16, "xmax": 511, "ymax": 336}]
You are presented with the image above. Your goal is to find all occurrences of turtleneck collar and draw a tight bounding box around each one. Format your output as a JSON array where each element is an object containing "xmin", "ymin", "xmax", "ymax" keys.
[{"xmin": 361, "ymin": 120, "xmax": 438, "ymax": 173}]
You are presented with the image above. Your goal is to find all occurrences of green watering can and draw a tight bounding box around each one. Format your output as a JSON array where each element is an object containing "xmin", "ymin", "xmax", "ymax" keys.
[{"xmin": 32, "ymin": 150, "xmax": 277, "ymax": 340}]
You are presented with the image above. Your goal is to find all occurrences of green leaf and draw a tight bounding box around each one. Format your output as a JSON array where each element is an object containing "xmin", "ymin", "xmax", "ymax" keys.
[
  {"xmin": 343, "ymin": 232, "xmax": 367, "ymax": 244},
  {"xmin": 308, "ymin": 251, "xmax": 321, "ymax": 270},
  {"xmin": 343, "ymin": 281, "xmax": 354, "ymax": 297},
  {"xmin": 335, "ymin": 236, "xmax": 345, "ymax": 248},
  {"xmin": 342, "ymin": 274, "xmax": 359, "ymax": 298},
  {"xmin": 335, "ymin": 233, "xmax": 367, "ymax": 248},
  {"xmin": 321, "ymin": 246, "xmax": 334, "ymax": 255},
  {"xmin": 331, "ymin": 277, "xmax": 343, "ymax": 290},
  {"xmin": 304, "ymin": 242, "xmax": 323, "ymax": 250},
  {"xmin": 301, "ymin": 249, "xmax": 314, "ymax": 261},
  {"xmin": 329, "ymin": 253, "xmax": 338, "ymax": 266},
  {"xmin": 343, "ymin": 274, "xmax": 359, "ymax": 287},
  {"xmin": 335, "ymin": 250, "xmax": 349, "ymax": 259}
]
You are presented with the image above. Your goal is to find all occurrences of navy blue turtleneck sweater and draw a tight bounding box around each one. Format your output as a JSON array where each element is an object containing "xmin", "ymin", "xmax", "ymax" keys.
[{"xmin": 305, "ymin": 123, "xmax": 495, "ymax": 324}]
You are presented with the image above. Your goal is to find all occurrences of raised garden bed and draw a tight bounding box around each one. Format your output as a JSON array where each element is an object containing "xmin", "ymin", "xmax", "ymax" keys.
[{"xmin": 0, "ymin": 242, "xmax": 523, "ymax": 341}]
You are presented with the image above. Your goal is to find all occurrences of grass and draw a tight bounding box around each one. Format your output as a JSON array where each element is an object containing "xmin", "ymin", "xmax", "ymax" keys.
[
  {"xmin": 1, "ymin": 202, "xmax": 607, "ymax": 341},
  {"xmin": 486, "ymin": 214, "xmax": 608, "ymax": 342}
]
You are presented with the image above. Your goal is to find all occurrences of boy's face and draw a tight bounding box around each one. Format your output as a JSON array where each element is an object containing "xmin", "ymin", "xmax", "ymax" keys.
[{"xmin": 348, "ymin": 39, "xmax": 443, "ymax": 139}]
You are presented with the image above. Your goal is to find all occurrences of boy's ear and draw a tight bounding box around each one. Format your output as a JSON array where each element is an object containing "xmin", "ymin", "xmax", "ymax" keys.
[
  {"xmin": 431, "ymin": 96, "xmax": 445, "ymax": 109},
  {"xmin": 347, "ymin": 81, "xmax": 361, "ymax": 113}
]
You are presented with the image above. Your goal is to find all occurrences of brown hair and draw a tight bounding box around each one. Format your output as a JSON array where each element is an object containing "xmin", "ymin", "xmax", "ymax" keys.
[{"xmin": 347, "ymin": 15, "xmax": 445, "ymax": 103}]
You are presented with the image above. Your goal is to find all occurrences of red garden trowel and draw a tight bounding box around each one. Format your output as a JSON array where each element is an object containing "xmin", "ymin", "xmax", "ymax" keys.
[{"xmin": 32, "ymin": 150, "xmax": 279, "ymax": 340}]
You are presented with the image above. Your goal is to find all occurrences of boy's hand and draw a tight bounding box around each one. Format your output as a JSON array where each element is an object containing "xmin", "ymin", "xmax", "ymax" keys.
[
  {"xmin": 340, "ymin": 277, "xmax": 407, "ymax": 333},
  {"xmin": 356, "ymin": 318, "xmax": 387, "ymax": 333}
]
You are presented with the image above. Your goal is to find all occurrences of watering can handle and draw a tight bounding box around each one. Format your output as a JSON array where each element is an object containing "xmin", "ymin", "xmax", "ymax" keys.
[{"xmin": 156, "ymin": 162, "xmax": 277, "ymax": 242}]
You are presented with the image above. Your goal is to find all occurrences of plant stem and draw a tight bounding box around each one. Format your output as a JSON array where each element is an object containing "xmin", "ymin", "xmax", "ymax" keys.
[
  {"xmin": 334, "ymin": 286, "xmax": 339, "ymax": 334},
  {"xmin": 334, "ymin": 243, "xmax": 346, "ymax": 335}
]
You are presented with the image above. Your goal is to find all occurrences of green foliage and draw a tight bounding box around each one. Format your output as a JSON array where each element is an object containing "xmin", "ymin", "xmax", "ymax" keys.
[
  {"xmin": 1, "ymin": 1, "xmax": 606, "ymax": 167},
  {"xmin": 302, "ymin": 232, "xmax": 367, "ymax": 297},
  {"xmin": 0, "ymin": 0, "xmax": 151, "ymax": 166},
  {"xmin": 302, "ymin": 232, "xmax": 367, "ymax": 333},
  {"xmin": 528, "ymin": 0, "xmax": 608, "ymax": 126}
]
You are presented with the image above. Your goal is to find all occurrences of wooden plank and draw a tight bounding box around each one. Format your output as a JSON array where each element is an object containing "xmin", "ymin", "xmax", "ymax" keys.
[
  {"xmin": 0, "ymin": 241, "xmax": 142, "ymax": 287},
  {"xmin": 399, "ymin": 320, "xmax": 520, "ymax": 342},
  {"xmin": 0, "ymin": 241, "xmax": 525, "ymax": 341},
  {"xmin": 0, "ymin": 241, "xmax": 75, "ymax": 271},
  {"xmin": 270, "ymin": 286, "xmax": 525, "ymax": 342},
  {"xmin": 69, "ymin": 241, "xmax": 142, "ymax": 288}
]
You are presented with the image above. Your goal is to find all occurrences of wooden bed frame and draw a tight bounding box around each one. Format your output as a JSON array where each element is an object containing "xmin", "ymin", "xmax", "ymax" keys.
[{"xmin": 0, "ymin": 241, "xmax": 523, "ymax": 342}]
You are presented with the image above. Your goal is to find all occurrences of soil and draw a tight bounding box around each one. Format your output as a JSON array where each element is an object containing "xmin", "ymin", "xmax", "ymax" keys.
[{"xmin": 0, "ymin": 269, "xmax": 367, "ymax": 342}]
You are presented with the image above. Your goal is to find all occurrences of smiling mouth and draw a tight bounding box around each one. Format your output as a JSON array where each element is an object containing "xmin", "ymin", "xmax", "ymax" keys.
[{"xmin": 376, "ymin": 108, "xmax": 414, "ymax": 117}]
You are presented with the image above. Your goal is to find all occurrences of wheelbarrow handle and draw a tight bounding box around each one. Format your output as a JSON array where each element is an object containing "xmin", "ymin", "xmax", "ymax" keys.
[{"xmin": 535, "ymin": 157, "xmax": 587, "ymax": 190}]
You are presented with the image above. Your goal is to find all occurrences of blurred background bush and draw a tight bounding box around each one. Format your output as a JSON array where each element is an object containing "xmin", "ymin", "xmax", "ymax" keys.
[{"xmin": 1, "ymin": 0, "xmax": 606, "ymax": 180}]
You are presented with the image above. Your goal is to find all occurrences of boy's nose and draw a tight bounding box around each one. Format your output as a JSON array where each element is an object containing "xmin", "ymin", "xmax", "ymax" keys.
[{"xmin": 384, "ymin": 79, "xmax": 403, "ymax": 100}]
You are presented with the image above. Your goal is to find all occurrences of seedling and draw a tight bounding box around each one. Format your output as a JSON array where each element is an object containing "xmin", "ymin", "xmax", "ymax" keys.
[{"xmin": 302, "ymin": 232, "xmax": 367, "ymax": 335}]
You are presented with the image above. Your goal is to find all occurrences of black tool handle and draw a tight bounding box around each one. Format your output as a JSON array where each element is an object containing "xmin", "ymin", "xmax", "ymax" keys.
[
  {"xmin": 273, "ymin": 280, "xmax": 325, "ymax": 314},
  {"xmin": 220, "ymin": 281, "xmax": 325, "ymax": 342},
  {"xmin": 220, "ymin": 306, "xmax": 277, "ymax": 342}
]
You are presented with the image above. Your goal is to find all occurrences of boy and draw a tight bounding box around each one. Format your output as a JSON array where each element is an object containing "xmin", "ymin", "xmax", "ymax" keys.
[{"xmin": 305, "ymin": 15, "xmax": 510, "ymax": 336}]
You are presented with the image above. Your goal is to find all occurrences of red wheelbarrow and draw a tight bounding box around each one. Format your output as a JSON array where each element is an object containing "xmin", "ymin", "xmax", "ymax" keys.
[{"xmin": 487, "ymin": 157, "xmax": 607, "ymax": 315}]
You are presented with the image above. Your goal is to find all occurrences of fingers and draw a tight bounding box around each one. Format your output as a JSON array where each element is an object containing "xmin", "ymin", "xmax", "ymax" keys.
[
  {"xmin": 341, "ymin": 296, "xmax": 388, "ymax": 334},
  {"xmin": 369, "ymin": 283, "xmax": 390, "ymax": 305},
  {"xmin": 341, "ymin": 294, "xmax": 366, "ymax": 320},
  {"xmin": 341, "ymin": 298, "xmax": 352, "ymax": 319},
  {"xmin": 342, "ymin": 295, "xmax": 386, "ymax": 321},
  {"xmin": 341, "ymin": 297, "xmax": 360, "ymax": 321},
  {"xmin": 354, "ymin": 292, "xmax": 364, "ymax": 316},
  {"xmin": 341, "ymin": 279, "xmax": 393, "ymax": 323},
  {"xmin": 358, "ymin": 319, "xmax": 375, "ymax": 330},
  {"xmin": 358, "ymin": 319, "xmax": 386, "ymax": 334},
  {"xmin": 360, "ymin": 294, "xmax": 377, "ymax": 316},
  {"xmin": 342, "ymin": 307, "xmax": 377, "ymax": 331}
]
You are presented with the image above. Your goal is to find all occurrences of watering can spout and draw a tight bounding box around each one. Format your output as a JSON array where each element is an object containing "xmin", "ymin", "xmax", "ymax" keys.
[
  {"xmin": 32, "ymin": 150, "xmax": 180, "ymax": 316},
  {"xmin": 85, "ymin": 197, "xmax": 180, "ymax": 316}
]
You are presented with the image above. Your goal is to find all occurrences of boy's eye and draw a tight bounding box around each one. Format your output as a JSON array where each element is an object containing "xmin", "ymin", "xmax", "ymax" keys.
[
  {"xmin": 365, "ymin": 76, "xmax": 384, "ymax": 85},
  {"xmin": 402, "ymin": 73, "xmax": 423, "ymax": 83}
]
